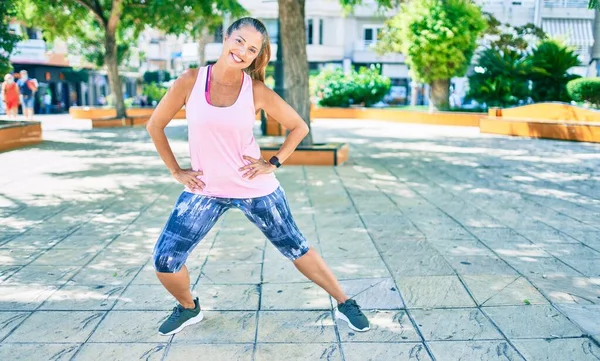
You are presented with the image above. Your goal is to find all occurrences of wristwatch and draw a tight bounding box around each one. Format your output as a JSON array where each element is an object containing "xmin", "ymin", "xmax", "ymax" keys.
[{"xmin": 269, "ymin": 156, "xmax": 282, "ymax": 168}]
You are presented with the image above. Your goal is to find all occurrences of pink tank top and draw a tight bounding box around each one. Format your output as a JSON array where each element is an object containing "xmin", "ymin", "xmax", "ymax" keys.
[{"xmin": 184, "ymin": 65, "xmax": 280, "ymax": 198}]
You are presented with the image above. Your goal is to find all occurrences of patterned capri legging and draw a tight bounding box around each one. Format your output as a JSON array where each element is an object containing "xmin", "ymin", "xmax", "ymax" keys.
[{"xmin": 153, "ymin": 186, "xmax": 310, "ymax": 273}]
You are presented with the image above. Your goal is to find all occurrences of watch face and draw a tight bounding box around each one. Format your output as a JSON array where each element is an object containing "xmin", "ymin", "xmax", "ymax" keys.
[{"xmin": 269, "ymin": 156, "xmax": 280, "ymax": 167}]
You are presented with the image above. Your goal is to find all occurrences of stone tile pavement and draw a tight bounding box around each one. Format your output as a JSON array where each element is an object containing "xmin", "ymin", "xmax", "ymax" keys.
[{"xmin": 0, "ymin": 115, "xmax": 599, "ymax": 360}]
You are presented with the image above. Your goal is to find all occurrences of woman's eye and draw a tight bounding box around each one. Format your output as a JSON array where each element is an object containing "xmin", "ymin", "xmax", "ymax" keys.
[
  {"xmin": 235, "ymin": 39, "xmax": 242, "ymax": 43},
  {"xmin": 250, "ymin": 49, "xmax": 257, "ymax": 54}
]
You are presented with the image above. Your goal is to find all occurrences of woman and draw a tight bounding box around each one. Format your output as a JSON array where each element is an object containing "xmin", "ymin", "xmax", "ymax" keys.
[
  {"xmin": 2, "ymin": 74, "xmax": 20, "ymax": 119},
  {"xmin": 146, "ymin": 17, "xmax": 370, "ymax": 336}
]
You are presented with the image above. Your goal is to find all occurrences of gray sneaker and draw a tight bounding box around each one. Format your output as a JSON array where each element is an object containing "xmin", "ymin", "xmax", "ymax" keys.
[
  {"xmin": 335, "ymin": 299, "xmax": 370, "ymax": 332},
  {"xmin": 159, "ymin": 297, "xmax": 203, "ymax": 336}
]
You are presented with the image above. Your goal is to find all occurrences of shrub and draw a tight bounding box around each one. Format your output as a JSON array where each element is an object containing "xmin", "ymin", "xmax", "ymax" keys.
[
  {"xmin": 351, "ymin": 66, "xmax": 392, "ymax": 107},
  {"xmin": 312, "ymin": 66, "xmax": 391, "ymax": 107},
  {"xmin": 143, "ymin": 70, "xmax": 171, "ymax": 84},
  {"xmin": 143, "ymin": 83, "xmax": 168, "ymax": 104},
  {"xmin": 528, "ymin": 39, "xmax": 581, "ymax": 102},
  {"xmin": 567, "ymin": 78, "xmax": 600, "ymax": 106}
]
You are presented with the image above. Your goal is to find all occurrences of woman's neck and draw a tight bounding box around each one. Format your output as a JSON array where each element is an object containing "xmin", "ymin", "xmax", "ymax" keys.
[{"xmin": 210, "ymin": 60, "xmax": 243, "ymax": 85}]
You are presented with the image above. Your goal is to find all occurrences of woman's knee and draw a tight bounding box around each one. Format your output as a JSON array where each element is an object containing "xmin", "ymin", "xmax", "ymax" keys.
[{"xmin": 153, "ymin": 252, "xmax": 183, "ymax": 273}]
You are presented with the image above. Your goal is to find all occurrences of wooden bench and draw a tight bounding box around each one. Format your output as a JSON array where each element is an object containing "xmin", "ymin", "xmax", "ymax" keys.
[
  {"xmin": 0, "ymin": 120, "xmax": 43, "ymax": 152},
  {"xmin": 480, "ymin": 103, "xmax": 600, "ymax": 143},
  {"xmin": 90, "ymin": 115, "xmax": 150, "ymax": 128}
]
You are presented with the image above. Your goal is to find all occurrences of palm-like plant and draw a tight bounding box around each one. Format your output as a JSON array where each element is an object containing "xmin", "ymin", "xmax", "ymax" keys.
[
  {"xmin": 467, "ymin": 47, "xmax": 531, "ymax": 107},
  {"xmin": 528, "ymin": 40, "xmax": 581, "ymax": 102}
]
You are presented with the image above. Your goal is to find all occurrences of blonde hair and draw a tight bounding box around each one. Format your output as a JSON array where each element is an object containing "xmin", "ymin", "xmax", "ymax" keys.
[
  {"xmin": 4, "ymin": 74, "xmax": 13, "ymax": 81},
  {"xmin": 226, "ymin": 17, "xmax": 271, "ymax": 82}
]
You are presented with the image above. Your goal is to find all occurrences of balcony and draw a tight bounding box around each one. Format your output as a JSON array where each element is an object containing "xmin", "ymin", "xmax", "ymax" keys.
[
  {"xmin": 307, "ymin": 45, "xmax": 344, "ymax": 62},
  {"xmin": 352, "ymin": 41, "xmax": 404, "ymax": 64},
  {"xmin": 543, "ymin": 0, "xmax": 589, "ymax": 7},
  {"xmin": 542, "ymin": 0, "xmax": 595, "ymax": 18},
  {"xmin": 9, "ymin": 39, "xmax": 46, "ymax": 64}
]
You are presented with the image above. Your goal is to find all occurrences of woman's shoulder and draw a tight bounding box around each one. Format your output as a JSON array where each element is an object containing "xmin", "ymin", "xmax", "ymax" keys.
[{"xmin": 171, "ymin": 68, "xmax": 204, "ymax": 94}]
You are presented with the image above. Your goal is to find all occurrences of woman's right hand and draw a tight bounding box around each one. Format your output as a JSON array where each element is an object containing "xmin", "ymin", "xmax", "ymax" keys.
[{"xmin": 172, "ymin": 168, "xmax": 205, "ymax": 191}]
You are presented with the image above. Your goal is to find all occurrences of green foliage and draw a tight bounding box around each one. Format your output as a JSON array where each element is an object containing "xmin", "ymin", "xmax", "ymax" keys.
[
  {"xmin": 590, "ymin": 0, "xmax": 599, "ymax": 10},
  {"xmin": 143, "ymin": 71, "xmax": 171, "ymax": 84},
  {"xmin": 376, "ymin": 0, "xmax": 487, "ymax": 84},
  {"xmin": 482, "ymin": 13, "xmax": 547, "ymax": 51},
  {"xmin": 312, "ymin": 66, "xmax": 391, "ymax": 108},
  {"xmin": 467, "ymin": 48, "xmax": 532, "ymax": 107},
  {"xmin": 143, "ymin": 83, "xmax": 168, "ymax": 104},
  {"xmin": 529, "ymin": 40, "xmax": 581, "ymax": 103},
  {"xmin": 63, "ymin": 69, "xmax": 90, "ymax": 83},
  {"xmin": 0, "ymin": 0, "xmax": 21, "ymax": 75},
  {"xmin": 351, "ymin": 66, "xmax": 392, "ymax": 107},
  {"xmin": 467, "ymin": 15, "xmax": 550, "ymax": 107},
  {"xmin": 567, "ymin": 78, "xmax": 600, "ymax": 106}
]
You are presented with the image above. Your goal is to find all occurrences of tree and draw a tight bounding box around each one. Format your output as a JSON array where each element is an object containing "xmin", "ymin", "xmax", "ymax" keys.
[
  {"xmin": 0, "ymin": 0, "xmax": 21, "ymax": 75},
  {"xmin": 17, "ymin": 0, "xmax": 246, "ymax": 118},
  {"xmin": 467, "ymin": 48, "xmax": 532, "ymax": 107},
  {"xmin": 467, "ymin": 14, "xmax": 547, "ymax": 107},
  {"xmin": 590, "ymin": 0, "xmax": 599, "ymax": 10},
  {"xmin": 278, "ymin": 0, "xmax": 400, "ymax": 146},
  {"xmin": 375, "ymin": 0, "xmax": 487, "ymax": 111},
  {"xmin": 528, "ymin": 39, "xmax": 580, "ymax": 103}
]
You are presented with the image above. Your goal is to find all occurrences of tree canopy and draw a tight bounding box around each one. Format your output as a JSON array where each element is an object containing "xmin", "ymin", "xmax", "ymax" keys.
[
  {"xmin": 0, "ymin": 0, "xmax": 21, "ymax": 75},
  {"xmin": 376, "ymin": 0, "xmax": 487, "ymax": 110},
  {"xmin": 16, "ymin": 0, "xmax": 246, "ymax": 117}
]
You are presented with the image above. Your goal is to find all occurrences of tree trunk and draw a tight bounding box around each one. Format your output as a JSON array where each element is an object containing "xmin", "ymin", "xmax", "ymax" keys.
[
  {"xmin": 279, "ymin": 0, "xmax": 313, "ymax": 146},
  {"xmin": 429, "ymin": 79, "xmax": 450, "ymax": 112},
  {"xmin": 197, "ymin": 27, "xmax": 209, "ymax": 67},
  {"xmin": 105, "ymin": 30, "xmax": 126, "ymax": 118},
  {"xmin": 410, "ymin": 81, "xmax": 419, "ymax": 106}
]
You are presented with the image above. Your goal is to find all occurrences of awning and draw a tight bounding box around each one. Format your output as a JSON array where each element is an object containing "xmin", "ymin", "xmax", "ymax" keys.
[{"xmin": 541, "ymin": 18, "xmax": 595, "ymax": 47}]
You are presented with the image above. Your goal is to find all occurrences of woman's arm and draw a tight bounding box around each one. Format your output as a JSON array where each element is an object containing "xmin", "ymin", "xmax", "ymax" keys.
[
  {"xmin": 252, "ymin": 79, "xmax": 310, "ymax": 164},
  {"xmin": 146, "ymin": 69, "xmax": 196, "ymax": 174},
  {"xmin": 146, "ymin": 69, "xmax": 204, "ymax": 190}
]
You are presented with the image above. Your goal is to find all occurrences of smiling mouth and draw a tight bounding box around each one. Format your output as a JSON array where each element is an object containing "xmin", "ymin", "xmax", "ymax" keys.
[{"xmin": 231, "ymin": 53, "xmax": 244, "ymax": 63}]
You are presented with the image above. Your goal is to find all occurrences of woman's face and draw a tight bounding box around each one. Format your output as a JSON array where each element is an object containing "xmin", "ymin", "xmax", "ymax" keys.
[
  {"xmin": 222, "ymin": 26, "xmax": 263, "ymax": 70},
  {"xmin": 5, "ymin": 76, "xmax": 14, "ymax": 83}
]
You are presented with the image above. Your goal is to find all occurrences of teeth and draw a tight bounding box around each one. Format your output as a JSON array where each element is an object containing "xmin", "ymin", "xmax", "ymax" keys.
[{"xmin": 232, "ymin": 53, "xmax": 242, "ymax": 63}]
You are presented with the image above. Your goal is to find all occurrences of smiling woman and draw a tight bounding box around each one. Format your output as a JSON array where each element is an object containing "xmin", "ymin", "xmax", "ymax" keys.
[{"xmin": 145, "ymin": 17, "xmax": 371, "ymax": 337}]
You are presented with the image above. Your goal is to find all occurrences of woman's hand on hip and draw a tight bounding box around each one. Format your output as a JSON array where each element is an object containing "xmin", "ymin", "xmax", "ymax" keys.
[
  {"xmin": 172, "ymin": 168, "xmax": 205, "ymax": 191},
  {"xmin": 239, "ymin": 155, "xmax": 276, "ymax": 179}
]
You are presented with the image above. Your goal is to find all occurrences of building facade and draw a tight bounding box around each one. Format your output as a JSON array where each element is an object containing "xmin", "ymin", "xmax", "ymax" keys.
[{"xmin": 177, "ymin": 0, "xmax": 598, "ymax": 106}]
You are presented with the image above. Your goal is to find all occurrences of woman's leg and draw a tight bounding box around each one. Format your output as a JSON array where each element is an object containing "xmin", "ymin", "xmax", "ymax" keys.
[
  {"xmin": 153, "ymin": 192, "xmax": 228, "ymax": 307},
  {"xmin": 156, "ymin": 265, "xmax": 194, "ymax": 309},
  {"xmin": 292, "ymin": 247, "xmax": 348, "ymax": 304},
  {"xmin": 238, "ymin": 188, "xmax": 348, "ymax": 303},
  {"xmin": 240, "ymin": 187, "xmax": 370, "ymax": 331}
]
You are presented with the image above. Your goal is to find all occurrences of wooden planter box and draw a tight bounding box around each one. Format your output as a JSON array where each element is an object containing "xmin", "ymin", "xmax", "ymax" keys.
[
  {"xmin": 91, "ymin": 115, "xmax": 151, "ymax": 128},
  {"xmin": 263, "ymin": 106, "xmax": 484, "ymax": 136},
  {"xmin": 70, "ymin": 106, "xmax": 187, "ymax": 120},
  {"xmin": 0, "ymin": 120, "xmax": 43, "ymax": 152},
  {"xmin": 260, "ymin": 142, "xmax": 349, "ymax": 166},
  {"xmin": 480, "ymin": 103, "xmax": 600, "ymax": 143}
]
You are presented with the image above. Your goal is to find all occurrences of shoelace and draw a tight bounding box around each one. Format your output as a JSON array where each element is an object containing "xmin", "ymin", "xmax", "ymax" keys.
[
  {"xmin": 168, "ymin": 306, "xmax": 183, "ymax": 321},
  {"xmin": 345, "ymin": 301, "xmax": 364, "ymax": 317}
]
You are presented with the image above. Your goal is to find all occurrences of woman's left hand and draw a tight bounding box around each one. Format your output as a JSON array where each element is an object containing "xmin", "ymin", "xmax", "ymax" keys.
[{"xmin": 239, "ymin": 155, "xmax": 276, "ymax": 179}]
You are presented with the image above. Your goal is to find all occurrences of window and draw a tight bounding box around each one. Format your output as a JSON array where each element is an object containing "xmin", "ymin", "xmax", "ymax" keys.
[
  {"xmin": 319, "ymin": 19, "xmax": 324, "ymax": 45},
  {"xmin": 26, "ymin": 27, "xmax": 39, "ymax": 40},
  {"xmin": 307, "ymin": 19, "xmax": 314, "ymax": 45},
  {"xmin": 263, "ymin": 19, "xmax": 279, "ymax": 43},
  {"xmin": 214, "ymin": 25, "xmax": 223, "ymax": 43},
  {"xmin": 363, "ymin": 25, "xmax": 382, "ymax": 47}
]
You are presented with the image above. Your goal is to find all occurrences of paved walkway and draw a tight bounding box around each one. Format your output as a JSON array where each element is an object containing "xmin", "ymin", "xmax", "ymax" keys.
[{"xmin": 0, "ymin": 115, "xmax": 599, "ymax": 361}]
